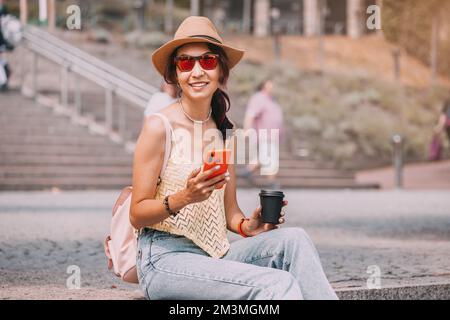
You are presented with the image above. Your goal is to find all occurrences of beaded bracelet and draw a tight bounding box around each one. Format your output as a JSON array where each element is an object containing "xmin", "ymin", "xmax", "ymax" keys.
[{"xmin": 163, "ymin": 195, "xmax": 180, "ymax": 217}]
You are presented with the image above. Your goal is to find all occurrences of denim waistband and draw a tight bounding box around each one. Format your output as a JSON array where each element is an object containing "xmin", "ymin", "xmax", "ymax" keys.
[
  {"xmin": 139, "ymin": 227, "xmax": 208, "ymax": 258},
  {"xmin": 140, "ymin": 227, "xmax": 183, "ymax": 240}
]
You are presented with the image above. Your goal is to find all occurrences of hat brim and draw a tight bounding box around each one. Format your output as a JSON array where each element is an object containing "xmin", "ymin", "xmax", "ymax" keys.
[{"xmin": 152, "ymin": 37, "xmax": 245, "ymax": 76}]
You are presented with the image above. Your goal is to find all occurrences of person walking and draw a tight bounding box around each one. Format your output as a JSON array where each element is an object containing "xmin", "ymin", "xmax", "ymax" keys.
[
  {"xmin": 434, "ymin": 98, "xmax": 450, "ymax": 143},
  {"xmin": 240, "ymin": 79, "xmax": 285, "ymax": 189},
  {"xmin": 0, "ymin": 0, "xmax": 11, "ymax": 91}
]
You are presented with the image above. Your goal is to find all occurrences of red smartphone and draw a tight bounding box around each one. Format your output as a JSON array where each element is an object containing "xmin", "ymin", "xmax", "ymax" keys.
[{"xmin": 202, "ymin": 149, "xmax": 231, "ymax": 189}]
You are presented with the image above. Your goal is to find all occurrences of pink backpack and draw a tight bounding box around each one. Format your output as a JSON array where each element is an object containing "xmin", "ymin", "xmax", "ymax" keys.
[{"xmin": 103, "ymin": 113, "xmax": 172, "ymax": 283}]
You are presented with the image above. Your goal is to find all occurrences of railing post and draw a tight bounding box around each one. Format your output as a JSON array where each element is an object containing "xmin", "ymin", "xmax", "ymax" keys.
[
  {"xmin": 119, "ymin": 103, "xmax": 126, "ymax": 141},
  {"xmin": 60, "ymin": 64, "xmax": 69, "ymax": 107},
  {"xmin": 105, "ymin": 86, "xmax": 114, "ymax": 133},
  {"xmin": 391, "ymin": 134, "xmax": 404, "ymax": 189},
  {"xmin": 74, "ymin": 74, "xmax": 82, "ymax": 116},
  {"xmin": 31, "ymin": 50, "xmax": 38, "ymax": 99},
  {"xmin": 19, "ymin": 46, "xmax": 26, "ymax": 89}
]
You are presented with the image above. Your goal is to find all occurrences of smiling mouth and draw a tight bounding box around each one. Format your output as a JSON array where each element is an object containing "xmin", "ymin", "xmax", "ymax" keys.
[{"xmin": 189, "ymin": 82, "xmax": 209, "ymax": 88}]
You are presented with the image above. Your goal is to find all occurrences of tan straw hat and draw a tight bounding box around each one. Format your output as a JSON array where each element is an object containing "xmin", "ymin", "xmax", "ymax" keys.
[{"xmin": 151, "ymin": 16, "xmax": 245, "ymax": 76}]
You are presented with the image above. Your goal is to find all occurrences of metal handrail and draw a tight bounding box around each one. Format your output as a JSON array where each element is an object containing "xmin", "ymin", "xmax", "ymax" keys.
[
  {"xmin": 21, "ymin": 26, "xmax": 159, "ymax": 147},
  {"xmin": 25, "ymin": 26, "xmax": 158, "ymax": 96}
]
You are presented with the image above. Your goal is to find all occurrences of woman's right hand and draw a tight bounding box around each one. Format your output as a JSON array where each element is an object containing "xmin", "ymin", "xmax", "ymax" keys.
[{"xmin": 183, "ymin": 165, "xmax": 230, "ymax": 204}]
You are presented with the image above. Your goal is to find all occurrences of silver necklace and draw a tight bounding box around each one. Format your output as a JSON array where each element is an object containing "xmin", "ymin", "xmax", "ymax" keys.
[{"xmin": 179, "ymin": 99, "xmax": 212, "ymax": 124}]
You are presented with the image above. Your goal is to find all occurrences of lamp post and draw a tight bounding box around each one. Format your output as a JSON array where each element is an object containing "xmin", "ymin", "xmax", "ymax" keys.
[
  {"xmin": 392, "ymin": 48, "xmax": 401, "ymax": 82},
  {"xmin": 271, "ymin": 7, "xmax": 281, "ymax": 62},
  {"xmin": 191, "ymin": 0, "xmax": 200, "ymax": 16},
  {"xmin": 20, "ymin": 0, "xmax": 28, "ymax": 25},
  {"xmin": 38, "ymin": 0, "xmax": 47, "ymax": 26},
  {"xmin": 133, "ymin": 0, "xmax": 148, "ymax": 31},
  {"xmin": 391, "ymin": 134, "xmax": 404, "ymax": 189},
  {"xmin": 164, "ymin": 0, "xmax": 174, "ymax": 34}
]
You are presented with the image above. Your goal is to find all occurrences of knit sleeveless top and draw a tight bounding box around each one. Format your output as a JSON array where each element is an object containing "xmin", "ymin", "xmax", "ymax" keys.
[{"xmin": 147, "ymin": 113, "xmax": 230, "ymax": 259}]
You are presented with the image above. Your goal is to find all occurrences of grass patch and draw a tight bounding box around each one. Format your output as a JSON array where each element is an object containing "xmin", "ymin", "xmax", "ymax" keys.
[{"xmin": 229, "ymin": 62, "xmax": 449, "ymax": 169}]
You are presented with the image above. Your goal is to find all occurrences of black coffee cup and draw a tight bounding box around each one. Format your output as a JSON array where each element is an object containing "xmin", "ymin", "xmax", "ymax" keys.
[{"xmin": 259, "ymin": 190, "xmax": 285, "ymax": 224}]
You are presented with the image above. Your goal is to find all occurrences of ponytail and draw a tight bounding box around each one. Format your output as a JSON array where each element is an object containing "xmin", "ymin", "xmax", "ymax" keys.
[{"xmin": 211, "ymin": 88, "xmax": 234, "ymax": 141}]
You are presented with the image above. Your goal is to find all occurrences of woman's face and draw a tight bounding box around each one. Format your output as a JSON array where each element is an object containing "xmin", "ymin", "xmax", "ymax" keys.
[{"xmin": 175, "ymin": 43, "xmax": 221, "ymax": 101}]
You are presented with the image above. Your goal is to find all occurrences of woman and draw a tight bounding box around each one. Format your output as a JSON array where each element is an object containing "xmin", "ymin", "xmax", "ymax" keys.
[{"xmin": 130, "ymin": 16, "xmax": 337, "ymax": 300}]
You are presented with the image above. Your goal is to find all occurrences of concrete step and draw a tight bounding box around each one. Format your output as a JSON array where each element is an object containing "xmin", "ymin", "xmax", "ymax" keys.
[
  {"xmin": 0, "ymin": 176, "xmax": 131, "ymax": 191},
  {"xmin": 237, "ymin": 178, "xmax": 378, "ymax": 189},
  {"xmin": 0, "ymin": 175, "xmax": 374, "ymax": 191},
  {"xmin": 1, "ymin": 144, "xmax": 128, "ymax": 156},
  {"xmin": 336, "ymin": 282, "xmax": 450, "ymax": 300},
  {"xmin": 0, "ymin": 116, "xmax": 75, "ymax": 125},
  {"xmin": 0, "ymin": 165, "xmax": 131, "ymax": 177},
  {"xmin": 0, "ymin": 165, "xmax": 350, "ymax": 180},
  {"xmin": 0, "ymin": 154, "xmax": 133, "ymax": 166},
  {"xmin": 0, "ymin": 126, "xmax": 94, "ymax": 136},
  {"xmin": 0, "ymin": 134, "xmax": 113, "ymax": 145},
  {"xmin": 235, "ymin": 160, "xmax": 338, "ymax": 170},
  {"xmin": 236, "ymin": 168, "xmax": 354, "ymax": 179},
  {"xmin": 0, "ymin": 109, "xmax": 55, "ymax": 117}
]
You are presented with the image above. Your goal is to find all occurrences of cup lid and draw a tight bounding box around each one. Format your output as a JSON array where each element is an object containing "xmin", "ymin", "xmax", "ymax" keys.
[{"xmin": 259, "ymin": 190, "xmax": 284, "ymax": 197}]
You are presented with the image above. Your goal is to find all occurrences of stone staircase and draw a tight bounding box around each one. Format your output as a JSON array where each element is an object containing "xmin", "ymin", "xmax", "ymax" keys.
[
  {"xmin": 0, "ymin": 91, "xmax": 133, "ymax": 190},
  {"xmin": 0, "ymin": 89, "xmax": 378, "ymax": 191}
]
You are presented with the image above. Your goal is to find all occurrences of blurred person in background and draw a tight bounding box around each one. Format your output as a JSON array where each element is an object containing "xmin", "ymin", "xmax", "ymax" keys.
[
  {"xmin": 0, "ymin": 0, "xmax": 12, "ymax": 91},
  {"xmin": 430, "ymin": 98, "xmax": 450, "ymax": 161},
  {"xmin": 434, "ymin": 98, "xmax": 450, "ymax": 143},
  {"xmin": 144, "ymin": 81, "xmax": 177, "ymax": 117},
  {"xmin": 241, "ymin": 79, "xmax": 285, "ymax": 189}
]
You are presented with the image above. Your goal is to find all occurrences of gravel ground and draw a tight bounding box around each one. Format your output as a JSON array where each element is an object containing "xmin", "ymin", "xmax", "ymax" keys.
[{"xmin": 1, "ymin": 189, "xmax": 449, "ymax": 300}]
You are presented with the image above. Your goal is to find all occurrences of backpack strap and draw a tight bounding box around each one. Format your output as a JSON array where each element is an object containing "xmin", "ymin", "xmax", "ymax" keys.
[{"xmin": 151, "ymin": 113, "xmax": 173, "ymax": 182}]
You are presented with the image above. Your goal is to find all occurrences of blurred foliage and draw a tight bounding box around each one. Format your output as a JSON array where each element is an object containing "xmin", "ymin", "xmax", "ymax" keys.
[
  {"xmin": 229, "ymin": 62, "xmax": 449, "ymax": 170},
  {"xmin": 383, "ymin": 0, "xmax": 450, "ymax": 78},
  {"xmin": 124, "ymin": 30, "xmax": 169, "ymax": 48}
]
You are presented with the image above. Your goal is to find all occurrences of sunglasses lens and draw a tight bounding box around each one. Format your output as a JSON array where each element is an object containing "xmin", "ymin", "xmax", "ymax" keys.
[
  {"xmin": 177, "ymin": 57, "xmax": 195, "ymax": 71},
  {"xmin": 199, "ymin": 55, "xmax": 218, "ymax": 70}
]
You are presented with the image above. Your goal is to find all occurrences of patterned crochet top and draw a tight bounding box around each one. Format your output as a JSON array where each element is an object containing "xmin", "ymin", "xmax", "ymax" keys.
[{"xmin": 147, "ymin": 114, "xmax": 230, "ymax": 258}]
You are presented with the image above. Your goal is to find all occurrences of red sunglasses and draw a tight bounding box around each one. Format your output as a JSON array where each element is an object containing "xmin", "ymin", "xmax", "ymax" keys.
[{"xmin": 174, "ymin": 53, "xmax": 219, "ymax": 72}]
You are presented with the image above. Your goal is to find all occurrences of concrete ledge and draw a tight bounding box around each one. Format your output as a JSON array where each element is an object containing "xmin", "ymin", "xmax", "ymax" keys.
[{"xmin": 336, "ymin": 283, "xmax": 450, "ymax": 300}]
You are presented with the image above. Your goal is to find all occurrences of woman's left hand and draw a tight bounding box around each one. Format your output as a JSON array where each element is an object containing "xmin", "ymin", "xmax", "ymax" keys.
[{"xmin": 243, "ymin": 200, "xmax": 287, "ymax": 237}]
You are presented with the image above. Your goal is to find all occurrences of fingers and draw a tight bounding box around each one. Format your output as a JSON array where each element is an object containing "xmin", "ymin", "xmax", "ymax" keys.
[
  {"xmin": 282, "ymin": 200, "xmax": 288, "ymax": 207},
  {"xmin": 214, "ymin": 178, "xmax": 229, "ymax": 190},
  {"xmin": 197, "ymin": 165, "xmax": 222, "ymax": 182},
  {"xmin": 204, "ymin": 171, "xmax": 230, "ymax": 187},
  {"xmin": 188, "ymin": 167, "xmax": 202, "ymax": 180},
  {"xmin": 201, "ymin": 184, "xmax": 216, "ymax": 195},
  {"xmin": 250, "ymin": 206, "xmax": 262, "ymax": 219},
  {"xmin": 264, "ymin": 223, "xmax": 276, "ymax": 231}
]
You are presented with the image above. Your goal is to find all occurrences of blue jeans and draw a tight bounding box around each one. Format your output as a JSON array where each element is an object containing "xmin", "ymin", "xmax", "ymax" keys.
[{"xmin": 136, "ymin": 227, "xmax": 338, "ymax": 300}]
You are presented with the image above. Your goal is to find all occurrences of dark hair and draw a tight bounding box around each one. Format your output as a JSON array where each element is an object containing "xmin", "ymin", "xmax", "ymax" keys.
[
  {"xmin": 257, "ymin": 78, "xmax": 272, "ymax": 92},
  {"xmin": 164, "ymin": 43, "xmax": 234, "ymax": 141}
]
